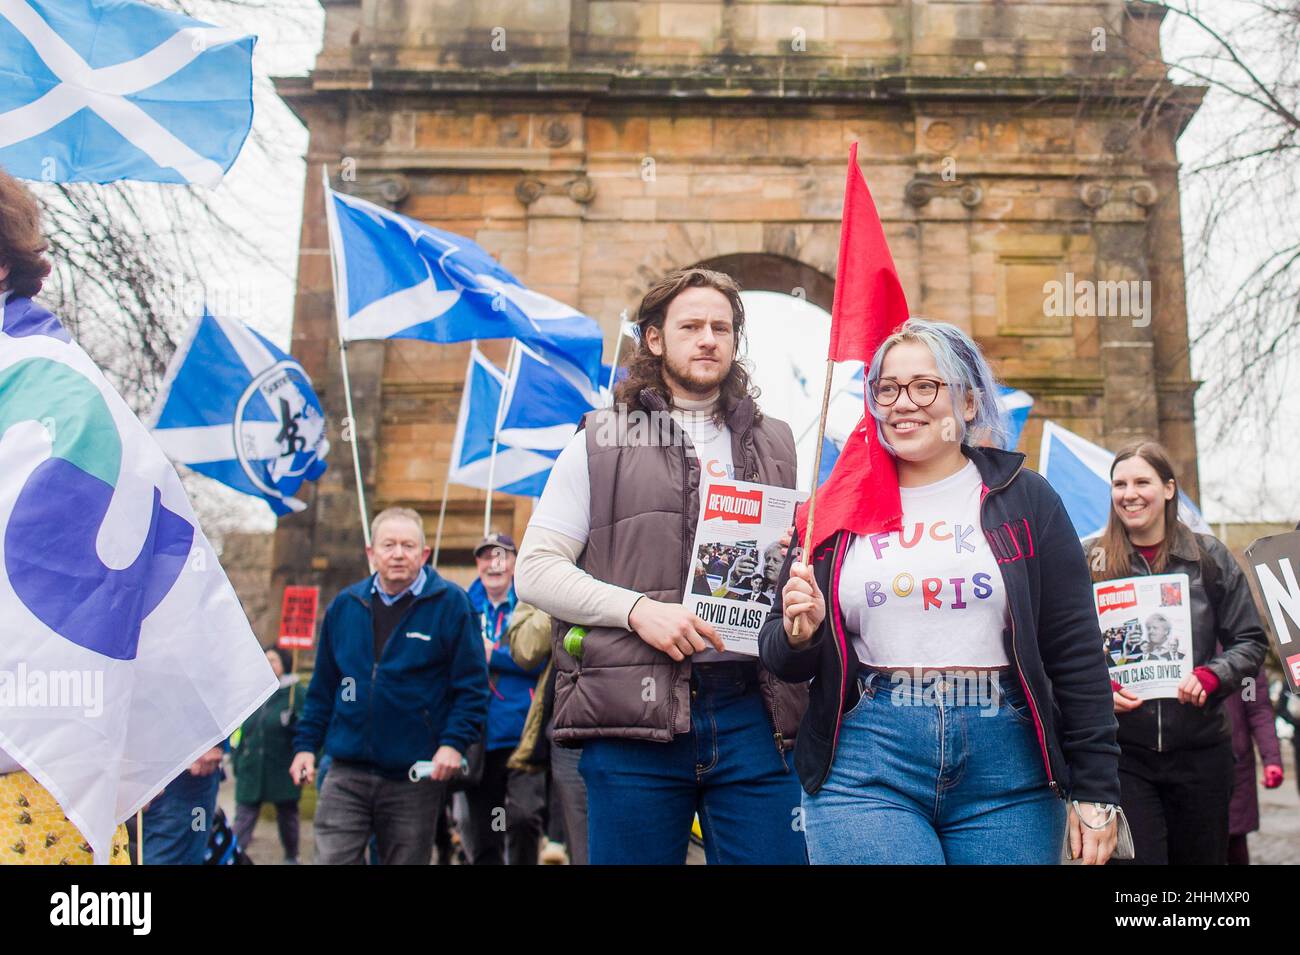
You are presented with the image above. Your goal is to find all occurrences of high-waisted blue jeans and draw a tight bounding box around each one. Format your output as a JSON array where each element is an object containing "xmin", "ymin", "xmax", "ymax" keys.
[
  {"xmin": 803, "ymin": 667, "xmax": 1066, "ymax": 864},
  {"xmin": 580, "ymin": 662, "xmax": 807, "ymax": 865}
]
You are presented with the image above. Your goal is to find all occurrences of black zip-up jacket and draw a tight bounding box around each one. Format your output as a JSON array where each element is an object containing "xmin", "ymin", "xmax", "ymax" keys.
[
  {"xmin": 1083, "ymin": 526, "xmax": 1268, "ymax": 754},
  {"xmin": 759, "ymin": 445, "xmax": 1122, "ymax": 804}
]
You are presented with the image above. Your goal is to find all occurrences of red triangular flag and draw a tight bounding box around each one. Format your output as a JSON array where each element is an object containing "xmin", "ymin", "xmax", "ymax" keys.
[
  {"xmin": 827, "ymin": 142, "xmax": 910, "ymax": 360},
  {"xmin": 796, "ymin": 143, "xmax": 910, "ymax": 553}
]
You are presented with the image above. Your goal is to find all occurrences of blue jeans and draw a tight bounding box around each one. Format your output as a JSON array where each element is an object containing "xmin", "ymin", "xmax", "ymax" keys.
[
  {"xmin": 803, "ymin": 668, "xmax": 1066, "ymax": 864},
  {"xmin": 579, "ymin": 663, "xmax": 807, "ymax": 865},
  {"xmin": 141, "ymin": 769, "xmax": 221, "ymax": 865}
]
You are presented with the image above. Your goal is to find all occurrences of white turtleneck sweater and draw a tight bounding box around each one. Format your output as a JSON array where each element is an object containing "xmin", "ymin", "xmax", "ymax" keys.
[{"xmin": 517, "ymin": 393, "xmax": 743, "ymax": 661}]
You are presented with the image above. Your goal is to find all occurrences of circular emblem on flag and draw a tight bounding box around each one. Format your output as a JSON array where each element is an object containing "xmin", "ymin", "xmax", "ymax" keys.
[
  {"xmin": 232, "ymin": 360, "xmax": 328, "ymax": 502},
  {"xmin": 1, "ymin": 357, "xmax": 192, "ymax": 660}
]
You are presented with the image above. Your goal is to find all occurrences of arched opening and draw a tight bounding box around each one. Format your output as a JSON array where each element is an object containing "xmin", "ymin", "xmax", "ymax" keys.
[{"xmin": 692, "ymin": 254, "xmax": 865, "ymax": 491}]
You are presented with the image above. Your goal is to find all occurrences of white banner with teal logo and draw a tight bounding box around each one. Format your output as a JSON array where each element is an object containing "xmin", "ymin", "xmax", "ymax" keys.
[{"xmin": 0, "ymin": 293, "xmax": 277, "ymax": 863}]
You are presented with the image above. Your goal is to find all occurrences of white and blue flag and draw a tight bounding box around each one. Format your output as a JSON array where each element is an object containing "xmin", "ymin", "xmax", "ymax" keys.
[
  {"xmin": 996, "ymin": 385, "xmax": 1034, "ymax": 451},
  {"xmin": 498, "ymin": 342, "xmax": 607, "ymax": 452},
  {"xmin": 149, "ymin": 311, "xmax": 329, "ymax": 515},
  {"xmin": 0, "ymin": 0, "xmax": 254, "ymax": 186},
  {"xmin": 323, "ymin": 172, "xmax": 604, "ymax": 387},
  {"xmin": 448, "ymin": 345, "xmax": 557, "ymax": 499},
  {"xmin": 1038, "ymin": 420, "xmax": 1212, "ymax": 540}
]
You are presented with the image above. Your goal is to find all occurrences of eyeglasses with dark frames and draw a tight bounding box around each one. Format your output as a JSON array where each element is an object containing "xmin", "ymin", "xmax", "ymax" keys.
[{"xmin": 870, "ymin": 378, "xmax": 950, "ymax": 408}]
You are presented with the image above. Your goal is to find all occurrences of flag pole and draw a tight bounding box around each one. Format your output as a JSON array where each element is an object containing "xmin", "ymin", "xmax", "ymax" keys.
[
  {"xmin": 288, "ymin": 648, "xmax": 300, "ymax": 709},
  {"xmin": 607, "ymin": 310, "xmax": 629, "ymax": 397},
  {"xmin": 337, "ymin": 340, "xmax": 371, "ymax": 548},
  {"xmin": 322, "ymin": 163, "xmax": 372, "ymax": 548},
  {"xmin": 793, "ymin": 358, "xmax": 836, "ymax": 639},
  {"xmin": 484, "ymin": 339, "xmax": 520, "ymax": 536},
  {"xmin": 135, "ymin": 810, "xmax": 143, "ymax": 865},
  {"xmin": 432, "ymin": 474, "xmax": 452, "ymax": 567},
  {"xmin": 793, "ymin": 371, "xmax": 861, "ymax": 445}
]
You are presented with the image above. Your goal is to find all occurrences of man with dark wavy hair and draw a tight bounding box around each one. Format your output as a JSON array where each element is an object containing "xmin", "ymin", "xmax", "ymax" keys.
[{"xmin": 516, "ymin": 267, "xmax": 808, "ymax": 864}]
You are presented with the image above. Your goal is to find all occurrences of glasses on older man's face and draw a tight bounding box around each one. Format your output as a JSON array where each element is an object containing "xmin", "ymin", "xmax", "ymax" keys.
[{"xmin": 871, "ymin": 378, "xmax": 949, "ymax": 407}]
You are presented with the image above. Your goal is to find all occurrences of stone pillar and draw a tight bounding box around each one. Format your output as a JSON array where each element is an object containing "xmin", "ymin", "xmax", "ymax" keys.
[{"xmin": 1082, "ymin": 179, "xmax": 1161, "ymax": 448}]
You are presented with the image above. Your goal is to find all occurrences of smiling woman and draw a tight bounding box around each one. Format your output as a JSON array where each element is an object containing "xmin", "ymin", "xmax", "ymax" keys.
[
  {"xmin": 1085, "ymin": 440, "xmax": 1269, "ymax": 865},
  {"xmin": 759, "ymin": 317, "xmax": 1124, "ymax": 866}
]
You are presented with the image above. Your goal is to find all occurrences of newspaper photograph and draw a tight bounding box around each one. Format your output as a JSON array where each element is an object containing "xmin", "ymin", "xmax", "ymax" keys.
[
  {"xmin": 1092, "ymin": 572, "xmax": 1193, "ymax": 700},
  {"xmin": 684, "ymin": 477, "xmax": 809, "ymax": 656}
]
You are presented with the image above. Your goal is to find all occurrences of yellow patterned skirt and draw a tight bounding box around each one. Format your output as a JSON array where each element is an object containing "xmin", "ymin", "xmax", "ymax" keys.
[{"xmin": 0, "ymin": 771, "xmax": 131, "ymax": 865}]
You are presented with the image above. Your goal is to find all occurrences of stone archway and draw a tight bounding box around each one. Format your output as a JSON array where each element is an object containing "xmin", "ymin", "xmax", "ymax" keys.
[{"xmin": 693, "ymin": 253, "xmax": 835, "ymax": 316}]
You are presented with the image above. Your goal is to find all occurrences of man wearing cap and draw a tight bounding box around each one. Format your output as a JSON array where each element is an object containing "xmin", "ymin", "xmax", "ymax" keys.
[{"xmin": 459, "ymin": 532, "xmax": 548, "ymax": 864}]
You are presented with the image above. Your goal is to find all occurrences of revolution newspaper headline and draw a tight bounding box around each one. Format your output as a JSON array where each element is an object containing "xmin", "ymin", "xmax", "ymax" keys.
[
  {"xmin": 684, "ymin": 478, "xmax": 809, "ymax": 655},
  {"xmin": 1092, "ymin": 572, "xmax": 1193, "ymax": 700}
]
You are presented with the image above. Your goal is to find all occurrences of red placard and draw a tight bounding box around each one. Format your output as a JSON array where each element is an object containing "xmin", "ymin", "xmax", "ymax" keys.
[{"xmin": 278, "ymin": 586, "xmax": 320, "ymax": 650}]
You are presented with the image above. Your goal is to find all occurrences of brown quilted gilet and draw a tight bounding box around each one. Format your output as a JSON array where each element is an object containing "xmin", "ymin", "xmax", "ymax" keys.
[{"xmin": 550, "ymin": 389, "xmax": 809, "ymax": 752}]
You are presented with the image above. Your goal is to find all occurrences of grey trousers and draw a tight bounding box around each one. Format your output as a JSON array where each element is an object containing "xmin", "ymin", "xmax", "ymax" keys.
[
  {"xmin": 551, "ymin": 744, "xmax": 588, "ymax": 866},
  {"xmin": 313, "ymin": 761, "xmax": 446, "ymax": 865}
]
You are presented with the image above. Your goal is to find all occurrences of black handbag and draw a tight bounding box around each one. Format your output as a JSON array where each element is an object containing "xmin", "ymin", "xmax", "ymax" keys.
[{"xmin": 447, "ymin": 736, "xmax": 486, "ymax": 792}]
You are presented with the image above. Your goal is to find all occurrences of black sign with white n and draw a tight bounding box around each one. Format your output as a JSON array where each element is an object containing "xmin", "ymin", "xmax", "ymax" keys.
[{"xmin": 1245, "ymin": 530, "xmax": 1300, "ymax": 692}]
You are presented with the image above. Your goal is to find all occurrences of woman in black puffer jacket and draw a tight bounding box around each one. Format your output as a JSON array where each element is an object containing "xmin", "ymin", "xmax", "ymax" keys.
[{"xmin": 1086, "ymin": 440, "xmax": 1268, "ymax": 865}]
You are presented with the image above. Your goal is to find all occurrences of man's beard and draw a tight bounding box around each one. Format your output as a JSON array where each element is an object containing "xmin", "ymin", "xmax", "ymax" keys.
[{"xmin": 662, "ymin": 352, "xmax": 729, "ymax": 398}]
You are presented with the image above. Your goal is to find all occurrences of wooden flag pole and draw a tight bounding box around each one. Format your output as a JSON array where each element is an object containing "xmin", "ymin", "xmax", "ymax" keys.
[
  {"xmin": 135, "ymin": 809, "xmax": 143, "ymax": 865},
  {"xmin": 793, "ymin": 358, "xmax": 836, "ymax": 640}
]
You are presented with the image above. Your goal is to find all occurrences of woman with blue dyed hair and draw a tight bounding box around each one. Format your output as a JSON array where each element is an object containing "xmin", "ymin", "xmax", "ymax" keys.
[{"xmin": 759, "ymin": 318, "xmax": 1122, "ymax": 865}]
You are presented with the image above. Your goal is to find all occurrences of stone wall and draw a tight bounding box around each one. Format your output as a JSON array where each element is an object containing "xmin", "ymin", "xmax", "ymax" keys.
[{"xmin": 219, "ymin": 531, "xmax": 277, "ymax": 646}]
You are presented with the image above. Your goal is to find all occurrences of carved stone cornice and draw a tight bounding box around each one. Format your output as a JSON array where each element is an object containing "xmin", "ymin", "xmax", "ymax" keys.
[
  {"xmin": 904, "ymin": 176, "xmax": 983, "ymax": 209},
  {"xmin": 1079, "ymin": 178, "xmax": 1158, "ymax": 221},
  {"xmin": 341, "ymin": 173, "xmax": 411, "ymax": 208},
  {"xmin": 515, "ymin": 174, "xmax": 596, "ymax": 206}
]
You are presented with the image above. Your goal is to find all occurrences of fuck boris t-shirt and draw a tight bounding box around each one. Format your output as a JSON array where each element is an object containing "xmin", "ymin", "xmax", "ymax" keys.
[{"xmin": 838, "ymin": 460, "xmax": 1010, "ymax": 668}]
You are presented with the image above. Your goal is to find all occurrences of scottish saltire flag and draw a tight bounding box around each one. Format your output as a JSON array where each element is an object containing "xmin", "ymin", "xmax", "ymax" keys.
[
  {"xmin": 996, "ymin": 386, "xmax": 1034, "ymax": 451},
  {"xmin": 323, "ymin": 173, "xmax": 604, "ymax": 386},
  {"xmin": 0, "ymin": 0, "xmax": 255, "ymax": 185},
  {"xmin": 1039, "ymin": 420, "xmax": 1213, "ymax": 540},
  {"xmin": 0, "ymin": 293, "xmax": 276, "ymax": 863},
  {"xmin": 498, "ymin": 342, "xmax": 606, "ymax": 452},
  {"xmin": 149, "ymin": 311, "xmax": 329, "ymax": 515},
  {"xmin": 818, "ymin": 435, "xmax": 840, "ymax": 485},
  {"xmin": 448, "ymin": 345, "xmax": 557, "ymax": 498}
]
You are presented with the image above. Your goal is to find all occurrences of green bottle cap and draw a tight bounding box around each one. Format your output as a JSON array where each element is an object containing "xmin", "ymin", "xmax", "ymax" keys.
[{"xmin": 563, "ymin": 626, "xmax": 588, "ymax": 657}]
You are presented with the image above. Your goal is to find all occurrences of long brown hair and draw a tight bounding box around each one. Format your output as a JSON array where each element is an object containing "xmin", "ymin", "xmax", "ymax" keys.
[
  {"xmin": 1089, "ymin": 440, "xmax": 1184, "ymax": 582},
  {"xmin": 614, "ymin": 267, "xmax": 758, "ymax": 424},
  {"xmin": 0, "ymin": 168, "xmax": 51, "ymax": 299}
]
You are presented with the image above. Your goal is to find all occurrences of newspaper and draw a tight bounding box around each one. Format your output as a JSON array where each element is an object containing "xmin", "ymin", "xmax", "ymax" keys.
[
  {"xmin": 683, "ymin": 477, "xmax": 809, "ymax": 656},
  {"xmin": 1092, "ymin": 572, "xmax": 1193, "ymax": 700}
]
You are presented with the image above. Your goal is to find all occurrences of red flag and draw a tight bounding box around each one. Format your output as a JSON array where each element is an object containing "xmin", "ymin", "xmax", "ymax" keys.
[
  {"xmin": 827, "ymin": 142, "xmax": 910, "ymax": 360},
  {"xmin": 796, "ymin": 143, "xmax": 909, "ymax": 553}
]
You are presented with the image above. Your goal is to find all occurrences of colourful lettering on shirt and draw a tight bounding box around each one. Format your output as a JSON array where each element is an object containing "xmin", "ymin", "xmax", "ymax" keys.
[
  {"xmin": 855, "ymin": 519, "xmax": 1000, "ymax": 612},
  {"xmin": 861, "ymin": 574, "xmax": 998, "ymax": 611},
  {"xmin": 702, "ymin": 457, "xmax": 736, "ymax": 479}
]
